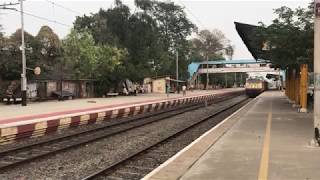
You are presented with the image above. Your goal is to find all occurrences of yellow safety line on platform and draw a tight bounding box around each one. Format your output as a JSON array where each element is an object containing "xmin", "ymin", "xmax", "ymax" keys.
[{"xmin": 258, "ymin": 94, "xmax": 273, "ymax": 180}]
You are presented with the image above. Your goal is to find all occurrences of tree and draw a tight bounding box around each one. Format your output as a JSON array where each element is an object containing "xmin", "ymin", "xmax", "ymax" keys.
[
  {"xmin": 62, "ymin": 29, "xmax": 99, "ymax": 79},
  {"xmin": 136, "ymin": 0, "xmax": 196, "ymax": 79},
  {"xmin": 62, "ymin": 29, "xmax": 127, "ymax": 95},
  {"xmin": 190, "ymin": 29, "xmax": 231, "ymax": 62},
  {"xmin": 150, "ymin": 1, "xmax": 196, "ymax": 51},
  {"xmin": 0, "ymin": 29, "xmax": 38, "ymax": 80},
  {"xmin": 36, "ymin": 25, "xmax": 62, "ymax": 74},
  {"xmin": 225, "ymin": 45, "xmax": 235, "ymax": 60},
  {"xmin": 74, "ymin": 0, "xmax": 196, "ymax": 81},
  {"xmin": 256, "ymin": 4, "xmax": 314, "ymax": 68}
]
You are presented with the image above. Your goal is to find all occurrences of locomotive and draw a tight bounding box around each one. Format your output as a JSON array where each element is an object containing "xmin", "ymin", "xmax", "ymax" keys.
[{"xmin": 245, "ymin": 78, "xmax": 268, "ymax": 97}]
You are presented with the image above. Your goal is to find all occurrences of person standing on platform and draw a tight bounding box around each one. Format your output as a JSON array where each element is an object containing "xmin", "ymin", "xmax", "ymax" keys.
[
  {"xmin": 182, "ymin": 84, "xmax": 187, "ymax": 96},
  {"xmin": 166, "ymin": 84, "xmax": 170, "ymax": 98}
]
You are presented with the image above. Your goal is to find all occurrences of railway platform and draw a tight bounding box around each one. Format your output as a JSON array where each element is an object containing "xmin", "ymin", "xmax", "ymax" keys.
[
  {"xmin": 0, "ymin": 88, "xmax": 244, "ymax": 144},
  {"xmin": 144, "ymin": 91, "xmax": 320, "ymax": 180}
]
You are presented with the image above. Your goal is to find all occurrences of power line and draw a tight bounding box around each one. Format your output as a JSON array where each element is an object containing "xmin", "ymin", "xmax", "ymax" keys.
[
  {"xmin": 0, "ymin": 2, "xmax": 71, "ymax": 28},
  {"xmin": 0, "ymin": 2, "xmax": 20, "ymax": 7},
  {"xmin": 14, "ymin": 8, "xmax": 71, "ymax": 27},
  {"xmin": 177, "ymin": 0, "xmax": 208, "ymax": 30},
  {"xmin": 45, "ymin": 0, "xmax": 81, "ymax": 15}
]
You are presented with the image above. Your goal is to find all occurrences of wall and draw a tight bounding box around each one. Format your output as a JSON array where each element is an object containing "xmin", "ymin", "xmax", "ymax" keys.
[{"xmin": 152, "ymin": 79, "xmax": 166, "ymax": 93}]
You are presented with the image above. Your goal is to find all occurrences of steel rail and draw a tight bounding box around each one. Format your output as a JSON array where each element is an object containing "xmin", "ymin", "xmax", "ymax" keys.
[
  {"xmin": 0, "ymin": 94, "xmax": 239, "ymax": 171},
  {"xmin": 81, "ymin": 97, "xmax": 249, "ymax": 180}
]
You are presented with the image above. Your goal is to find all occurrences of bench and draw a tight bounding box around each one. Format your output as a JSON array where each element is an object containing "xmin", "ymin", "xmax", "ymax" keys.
[{"xmin": 106, "ymin": 93, "xmax": 119, "ymax": 97}]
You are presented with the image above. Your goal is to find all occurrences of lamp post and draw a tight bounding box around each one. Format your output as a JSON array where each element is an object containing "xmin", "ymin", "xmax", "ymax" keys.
[
  {"xmin": 20, "ymin": 0, "xmax": 27, "ymax": 106},
  {"xmin": 314, "ymin": 0, "xmax": 320, "ymax": 142}
]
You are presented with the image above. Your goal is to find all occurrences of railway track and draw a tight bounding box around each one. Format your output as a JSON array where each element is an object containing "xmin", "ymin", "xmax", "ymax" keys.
[
  {"xmin": 81, "ymin": 96, "xmax": 250, "ymax": 180},
  {"xmin": 0, "ymin": 94, "xmax": 240, "ymax": 172}
]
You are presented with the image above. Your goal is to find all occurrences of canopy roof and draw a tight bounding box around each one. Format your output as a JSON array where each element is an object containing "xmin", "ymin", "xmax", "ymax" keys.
[{"xmin": 234, "ymin": 22, "xmax": 271, "ymax": 61}]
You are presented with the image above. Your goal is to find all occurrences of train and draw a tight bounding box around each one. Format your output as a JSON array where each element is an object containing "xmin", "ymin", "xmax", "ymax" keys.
[{"xmin": 245, "ymin": 78, "xmax": 268, "ymax": 97}]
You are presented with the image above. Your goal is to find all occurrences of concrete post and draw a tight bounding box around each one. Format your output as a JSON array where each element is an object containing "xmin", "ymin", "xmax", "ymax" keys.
[
  {"xmin": 20, "ymin": 0, "xmax": 27, "ymax": 106},
  {"xmin": 300, "ymin": 64, "xmax": 308, "ymax": 113},
  {"xmin": 314, "ymin": 0, "xmax": 320, "ymax": 141},
  {"xmin": 206, "ymin": 55, "xmax": 209, "ymax": 90},
  {"xmin": 176, "ymin": 50, "xmax": 179, "ymax": 93}
]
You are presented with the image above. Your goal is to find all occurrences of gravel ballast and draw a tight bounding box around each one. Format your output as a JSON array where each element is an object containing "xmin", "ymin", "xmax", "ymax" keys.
[{"xmin": 0, "ymin": 95, "xmax": 247, "ymax": 180}]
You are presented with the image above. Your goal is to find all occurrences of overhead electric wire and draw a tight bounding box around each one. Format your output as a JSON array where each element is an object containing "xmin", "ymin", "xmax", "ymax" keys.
[
  {"xmin": 14, "ymin": 8, "xmax": 71, "ymax": 27},
  {"xmin": 0, "ymin": 1, "xmax": 71, "ymax": 27},
  {"xmin": 0, "ymin": 2, "xmax": 20, "ymax": 7},
  {"xmin": 177, "ymin": 0, "xmax": 208, "ymax": 30},
  {"xmin": 45, "ymin": 0, "xmax": 81, "ymax": 15}
]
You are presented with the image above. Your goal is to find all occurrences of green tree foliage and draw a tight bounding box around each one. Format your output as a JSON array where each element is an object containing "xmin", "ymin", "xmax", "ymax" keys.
[
  {"xmin": 190, "ymin": 29, "xmax": 231, "ymax": 62},
  {"xmin": 135, "ymin": 0, "xmax": 196, "ymax": 79},
  {"xmin": 0, "ymin": 29, "xmax": 39, "ymax": 80},
  {"xmin": 256, "ymin": 3, "xmax": 314, "ymax": 68},
  {"xmin": 74, "ymin": 0, "xmax": 196, "ymax": 81},
  {"xmin": 36, "ymin": 26, "xmax": 62, "ymax": 72},
  {"xmin": 0, "ymin": 26, "xmax": 62, "ymax": 81},
  {"xmin": 62, "ymin": 29, "xmax": 99, "ymax": 79},
  {"xmin": 62, "ymin": 29, "xmax": 127, "ymax": 95}
]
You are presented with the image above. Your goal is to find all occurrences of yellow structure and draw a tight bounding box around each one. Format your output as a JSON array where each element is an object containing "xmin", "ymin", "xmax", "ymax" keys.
[
  {"xmin": 299, "ymin": 64, "xmax": 308, "ymax": 112},
  {"xmin": 285, "ymin": 65, "xmax": 308, "ymax": 112}
]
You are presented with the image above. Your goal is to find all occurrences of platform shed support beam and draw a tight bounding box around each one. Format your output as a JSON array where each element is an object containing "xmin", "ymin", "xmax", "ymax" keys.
[
  {"xmin": 285, "ymin": 69, "xmax": 289, "ymax": 97},
  {"xmin": 300, "ymin": 64, "xmax": 308, "ymax": 113},
  {"xmin": 289, "ymin": 68, "xmax": 296, "ymax": 103},
  {"xmin": 287, "ymin": 68, "xmax": 292, "ymax": 101},
  {"xmin": 295, "ymin": 68, "xmax": 300, "ymax": 107}
]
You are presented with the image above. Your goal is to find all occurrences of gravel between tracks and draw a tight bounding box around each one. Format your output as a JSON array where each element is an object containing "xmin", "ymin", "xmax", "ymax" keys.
[{"xmin": 0, "ymin": 96, "xmax": 246, "ymax": 180}]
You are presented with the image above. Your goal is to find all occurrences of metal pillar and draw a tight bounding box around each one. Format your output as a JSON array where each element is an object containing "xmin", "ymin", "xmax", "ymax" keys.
[
  {"xmin": 314, "ymin": 0, "xmax": 320, "ymax": 141},
  {"xmin": 20, "ymin": 0, "xmax": 27, "ymax": 106},
  {"xmin": 234, "ymin": 72, "xmax": 237, "ymax": 87},
  {"xmin": 225, "ymin": 73, "xmax": 228, "ymax": 88},
  {"xmin": 206, "ymin": 55, "xmax": 209, "ymax": 89},
  {"xmin": 300, "ymin": 64, "xmax": 308, "ymax": 113},
  {"xmin": 176, "ymin": 50, "xmax": 179, "ymax": 93}
]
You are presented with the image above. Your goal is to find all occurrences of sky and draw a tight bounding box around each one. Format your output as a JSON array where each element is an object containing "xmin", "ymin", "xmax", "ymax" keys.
[{"xmin": 0, "ymin": 0, "xmax": 310, "ymax": 59}]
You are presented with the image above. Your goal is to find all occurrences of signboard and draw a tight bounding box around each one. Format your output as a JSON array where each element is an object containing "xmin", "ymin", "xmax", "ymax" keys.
[{"xmin": 316, "ymin": 0, "xmax": 320, "ymax": 17}]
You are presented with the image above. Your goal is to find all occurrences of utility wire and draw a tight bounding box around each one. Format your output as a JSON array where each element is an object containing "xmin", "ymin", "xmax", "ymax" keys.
[
  {"xmin": 0, "ymin": 1, "xmax": 71, "ymax": 27},
  {"xmin": 45, "ymin": 0, "xmax": 81, "ymax": 15},
  {"xmin": 0, "ymin": 2, "xmax": 20, "ymax": 7},
  {"xmin": 177, "ymin": 0, "xmax": 208, "ymax": 30},
  {"xmin": 14, "ymin": 8, "xmax": 71, "ymax": 27}
]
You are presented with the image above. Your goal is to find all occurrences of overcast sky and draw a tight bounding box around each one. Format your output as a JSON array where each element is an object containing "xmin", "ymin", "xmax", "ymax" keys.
[{"xmin": 0, "ymin": 0, "xmax": 310, "ymax": 59}]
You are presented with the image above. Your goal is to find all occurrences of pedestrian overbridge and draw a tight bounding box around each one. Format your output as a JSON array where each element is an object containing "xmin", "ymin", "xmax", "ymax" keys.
[{"xmin": 188, "ymin": 59, "xmax": 281, "ymax": 89}]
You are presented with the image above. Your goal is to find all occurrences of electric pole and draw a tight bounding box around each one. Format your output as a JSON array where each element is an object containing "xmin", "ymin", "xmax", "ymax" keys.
[
  {"xmin": 176, "ymin": 50, "xmax": 179, "ymax": 93},
  {"xmin": 20, "ymin": 0, "xmax": 27, "ymax": 106},
  {"xmin": 0, "ymin": 1, "xmax": 26, "ymax": 105},
  {"xmin": 206, "ymin": 54, "xmax": 209, "ymax": 90}
]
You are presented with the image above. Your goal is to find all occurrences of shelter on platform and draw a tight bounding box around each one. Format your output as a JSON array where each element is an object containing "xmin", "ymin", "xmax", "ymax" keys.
[{"xmin": 234, "ymin": 21, "xmax": 312, "ymax": 113}]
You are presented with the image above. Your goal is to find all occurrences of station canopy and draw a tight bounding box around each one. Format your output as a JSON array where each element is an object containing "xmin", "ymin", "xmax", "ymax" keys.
[{"xmin": 234, "ymin": 22, "xmax": 271, "ymax": 62}]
